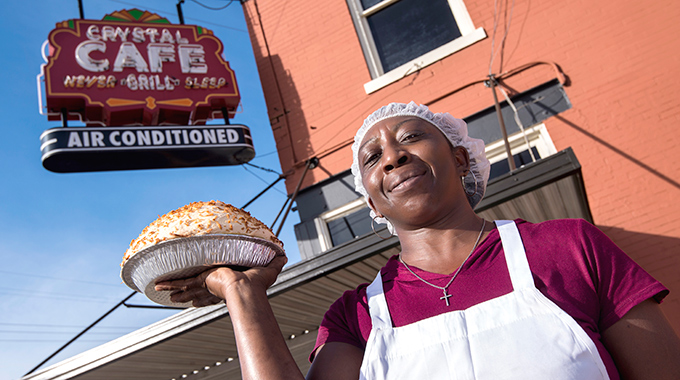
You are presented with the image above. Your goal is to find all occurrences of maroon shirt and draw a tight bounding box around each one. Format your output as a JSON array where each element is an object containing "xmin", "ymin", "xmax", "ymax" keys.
[{"xmin": 312, "ymin": 219, "xmax": 668, "ymax": 378}]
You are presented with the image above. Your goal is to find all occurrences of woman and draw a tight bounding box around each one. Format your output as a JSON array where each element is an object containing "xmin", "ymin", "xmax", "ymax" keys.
[{"xmin": 156, "ymin": 102, "xmax": 680, "ymax": 379}]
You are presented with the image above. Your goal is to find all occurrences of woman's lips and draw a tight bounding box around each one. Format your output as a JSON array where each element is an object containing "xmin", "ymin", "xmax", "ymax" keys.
[{"xmin": 387, "ymin": 171, "xmax": 425, "ymax": 193}]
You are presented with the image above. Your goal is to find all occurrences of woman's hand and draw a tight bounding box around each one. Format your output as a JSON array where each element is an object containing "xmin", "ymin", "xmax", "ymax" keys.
[{"xmin": 154, "ymin": 255, "xmax": 288, "ymax": 308}]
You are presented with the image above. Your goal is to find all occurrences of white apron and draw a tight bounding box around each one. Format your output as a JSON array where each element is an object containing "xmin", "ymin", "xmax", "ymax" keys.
[{"xmin": 359, "ymin": 220, "xmax": 610, "ymax": 380}]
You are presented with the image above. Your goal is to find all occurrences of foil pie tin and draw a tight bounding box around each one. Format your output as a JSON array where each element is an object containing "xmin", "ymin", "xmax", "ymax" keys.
[{"xmin": 121, "ymin": 234, "xmax": 285, "ymax": 308}]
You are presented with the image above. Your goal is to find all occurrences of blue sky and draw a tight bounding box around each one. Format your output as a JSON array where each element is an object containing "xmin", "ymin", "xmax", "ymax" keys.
[{"xmin": 0, "ymin": 1, "xmax": 300, "ymax": 378}]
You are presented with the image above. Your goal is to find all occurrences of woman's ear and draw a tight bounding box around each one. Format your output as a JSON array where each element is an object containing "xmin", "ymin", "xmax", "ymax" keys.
[
  {"xmin": 452, "ymin": 146, "xmax": 471, "ymax": 176},
  {"xmin": 367, "ymin": 197, "xmax": 382, "ymax": 218}
]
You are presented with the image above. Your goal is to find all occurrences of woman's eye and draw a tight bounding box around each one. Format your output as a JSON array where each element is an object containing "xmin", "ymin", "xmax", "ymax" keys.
[
  {"xmin": 401, "ymin": 132, "xmax": 421, "ymax": 142},
  {"xmin": 363, "ymin": 153, "xmax": 380, "ymax": 167}
]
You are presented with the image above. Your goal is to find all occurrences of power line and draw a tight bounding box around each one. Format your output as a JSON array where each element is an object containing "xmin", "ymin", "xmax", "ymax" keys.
[
  {"xmin": 241, "ymin": 166, "xmax": 287, "ymax": 197},
  {"xmin": 242, "ymin": 164, "xmax": 271, "ymax": 184},
  {"xmin": 190, "ymin": 0, "xmax": 236, "ymax": 11},
  {"xmin": 0, "ymin": 330, "xmax": 133, "ymax": 335},
  {"xmin": 1, "ymin": 285, "xmax": 119, "ymax": 297},
  {"xmin": 0, "ymin": 293, "xmax": 124, "ymax": 304},
  {"xmin": 0, "ymin": 270, "xmax": 120, "ymax": 287},
  {"xmin": 1, "ymin": 339, "xmax": 113, "ymax": 343},
  {"xmin": 0, "ymin": 286, "xmax": 120, "ymax": 296},
  {"xmin": 0, "ymin": 287, "xmax": 127, "ymax": 303},
  {"xmin": 253, "ymin": 150, "xmax": 278, "ymax": 158},
  {"xmin": 106, "ymin": 0, "xmax": 247, "ymax": 32},
  {"xmin": 0, "ymin": 322, "xmax": 140, "ymax": 329},
  {"xmin": 25, "ymin": 291, "xmax": 137, "ymax": 376},
  {"xmin": 244, "ymin": 162, "xmax": 281, "ymax": 175}
]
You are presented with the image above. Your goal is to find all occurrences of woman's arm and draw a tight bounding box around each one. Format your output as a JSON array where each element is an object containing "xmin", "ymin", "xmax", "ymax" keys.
[
  {"xmin": 155, "ymin": 256, "xmax": 304, "ymax": 380},
  {"xmin": 602, "ymin": 298, "xmax": 680, "ymax": 380},
  {"xmin": 307, "ymin": 343, "xmax": 363, "ymax": 380},
  {"xmin": 154, "ymin": 256, "xmax": 363, "ymax": 380}
]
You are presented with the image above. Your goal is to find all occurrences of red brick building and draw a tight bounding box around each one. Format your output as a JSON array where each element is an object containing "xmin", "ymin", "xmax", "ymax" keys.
[
  {"xmin": 241, "ymin": 0, "xmax": 680, "ymax": 331},
  {"xmin": 25, "ymin": 0, "xmax": 680, "ymax": 378}
]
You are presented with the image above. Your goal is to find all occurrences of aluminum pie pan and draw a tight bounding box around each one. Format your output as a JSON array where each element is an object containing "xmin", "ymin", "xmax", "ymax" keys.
[{"xmin": 121, "ymin": 234, "xmax": 285, "ymax": 308}]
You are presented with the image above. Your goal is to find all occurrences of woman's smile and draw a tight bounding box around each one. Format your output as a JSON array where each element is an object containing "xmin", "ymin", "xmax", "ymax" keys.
[{"xmin": 386, "ymin": 168, "xmax": 427, "ymax": 194}]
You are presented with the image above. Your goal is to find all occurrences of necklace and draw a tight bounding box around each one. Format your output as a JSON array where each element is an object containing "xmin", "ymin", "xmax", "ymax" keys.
[{"xmin": 399, "ymin": 219, "xmax": 486, "ymax": 306}]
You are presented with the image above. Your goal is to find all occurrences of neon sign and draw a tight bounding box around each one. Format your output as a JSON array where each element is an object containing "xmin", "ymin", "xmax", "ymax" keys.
[{"xmin": 38, "ymin": 9, "xmax": 240, "ymax": 126}]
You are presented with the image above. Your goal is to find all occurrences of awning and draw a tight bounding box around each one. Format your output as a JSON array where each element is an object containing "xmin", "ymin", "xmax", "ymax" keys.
[{"xmin": 23, "ymin": 148, "xmax": 591, "ymax": 380}]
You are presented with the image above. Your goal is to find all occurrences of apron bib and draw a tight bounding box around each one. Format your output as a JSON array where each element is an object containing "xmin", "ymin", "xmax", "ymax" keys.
[{"xmin": 359, "ymin": 220, "xmax": 610, "ymax": 380}]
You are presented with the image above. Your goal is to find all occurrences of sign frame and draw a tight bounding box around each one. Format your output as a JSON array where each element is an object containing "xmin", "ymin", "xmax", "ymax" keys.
[{"xmin": 40, "ymin": 124, "xmax": 255, "ymax": 173}]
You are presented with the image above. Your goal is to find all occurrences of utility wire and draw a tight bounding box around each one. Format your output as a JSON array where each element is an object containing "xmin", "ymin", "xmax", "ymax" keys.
[
  {"xmin": 496, "ymin": 84, "xmax": 536, "ymax": 162},
  {"xmin": 0, "ymin": 322, "xmax": 139, "ymax": 328},
  {"xmin": 242, "ymin": 166, "xmax": 286, "ymax": 196},
  {"xmin": 0, "ymin": 270, "xmax": 120, "ymax": 287},
  {"xmin": 2, "ymin": 339, "xmax": 114, "ymax": 343},
  {"xmin": 0, "ymin": 286, "xmax": 123, "ymax": 298},
  {"xmin": 243, "ymin": 164, "xmax": 271, "ymax": 184},
  {"xmin": 1, "ymin": 291, "xmax": 128, "ymax": 304},
  {"xmin": 25, "ymin": 291, "xmax": 136, "ymax": 376},
  {"xmin": 244, "ymin": 162, "xmax": 281, "ymax": 175},
  {"xmin": 1, "ymin": 330, "xmax": 135, "ymax": 335},
  {"xmin": 253, "ymin": 150, "xmax": 278, "ymax": 158},
  {"xmin": 107, "ymin": 0, "xmax": 247, "ymax": 32},
  {"xmin": 242, "ymin": 166, "xmax": 287, "ymax": 197},
  {"xmin": 190, "ymin": 0, "xmax": 235, "ymax": 11},
  {"xmin": 489, "ymin": 0, "xmax": 516, "ymax": 75}
]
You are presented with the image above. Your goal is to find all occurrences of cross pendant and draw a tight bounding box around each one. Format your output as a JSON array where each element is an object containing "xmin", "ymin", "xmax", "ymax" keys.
[{"xmin": 440, "ymin": 289, "xmax": 452, "ymax": 306}]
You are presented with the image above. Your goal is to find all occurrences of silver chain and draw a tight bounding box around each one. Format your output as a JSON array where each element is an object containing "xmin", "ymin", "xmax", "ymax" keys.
[{"xmin": 398, "ymin": 219, "xmax": 486, "ymax": 306}]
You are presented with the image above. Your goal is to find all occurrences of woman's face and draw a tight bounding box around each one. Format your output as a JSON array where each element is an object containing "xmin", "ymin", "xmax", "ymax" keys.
[{"xmin": 357, "ymin": 116, "xmax": 470, "ymax": 230}]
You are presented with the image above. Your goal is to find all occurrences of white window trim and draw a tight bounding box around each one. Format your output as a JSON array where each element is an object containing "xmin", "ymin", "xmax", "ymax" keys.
[
  {"xmin": 313, "ymin": 217, "xmax": 333, "ymax": 252},
  {"xmin": 315, "ymin": 198, "xmax": 368, "ymax": 252},
  {"xmin": 484, "ymin": 123, "xmax": 558, "ymax": 166},
  {"xmin": 364, "ymin": 28, "xmax": 486, "ymax": 94},
  {"xmin": 346, "ymin": 0, "xmax": 486, "ymax": 94}
]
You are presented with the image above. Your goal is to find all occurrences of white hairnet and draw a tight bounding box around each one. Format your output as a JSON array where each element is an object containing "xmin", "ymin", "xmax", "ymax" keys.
[{"xmin": 351, "ymin": 101, "xmax": 490, "ymax": 234}]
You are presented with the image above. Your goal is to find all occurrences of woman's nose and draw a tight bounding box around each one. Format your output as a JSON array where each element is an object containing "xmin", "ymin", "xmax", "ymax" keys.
[{"xmin": 383, "ymin": 148, "xmax": 409, "ymax": 172}]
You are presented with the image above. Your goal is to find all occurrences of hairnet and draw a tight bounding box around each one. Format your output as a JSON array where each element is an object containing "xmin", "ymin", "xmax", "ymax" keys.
[{"xmin": 350, "ymin": 101, "xmax": 490, "ymax": 234}]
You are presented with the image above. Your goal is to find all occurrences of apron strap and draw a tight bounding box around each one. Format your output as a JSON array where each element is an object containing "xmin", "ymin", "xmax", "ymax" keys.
[
  {"xmin": 496, "ymin": 220, "xmax": 535, "ymax": 291},
  {"xmin": 366, "ymin": 272, "xmax": 393, "ymax": 329}
]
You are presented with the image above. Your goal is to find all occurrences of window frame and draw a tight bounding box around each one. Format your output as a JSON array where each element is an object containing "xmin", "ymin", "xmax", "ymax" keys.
[
  {"xmin": 484, "ymin": 123, "xmax": 558, "ymax": 168},
  {"xmin": 346, "ymin": 0, "xmax": 486, "ymax": 94},
  {"xmin": 314, "ymin": 198, "xmax": 369, "ymax": 252}
]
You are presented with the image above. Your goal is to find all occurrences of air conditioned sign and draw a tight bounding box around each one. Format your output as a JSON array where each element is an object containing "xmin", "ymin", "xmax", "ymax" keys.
[
  {"xmin": 40, "ymin": 125, "xmax": 255, "ymax": 173},
  {"xmin": 39, "ymin": 9, "xmax": 240, "ymax": 126}
]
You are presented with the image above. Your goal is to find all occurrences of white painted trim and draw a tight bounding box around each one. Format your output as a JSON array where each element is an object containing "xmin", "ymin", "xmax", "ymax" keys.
[
  {"xmin": 314, "ymin": 198, "xmax": 369, "ymax": 252},
  {"xmin": 363, "ymin": 27, "xmax": 487, "ymax": 94},
  {"xmin": 448, "ymin": 0, "xmax": 475, "ymax": 33},
  {"xmin": 484, "ymin": 123, "xmax": 557, "ymax": 165},
  {"xmin": 320, "ymin": 198, "xmax": 367, "ymax": 221},
  {"xmin": 314, "ymin": 217, "xmax": 333, "ymax": 252},
  {"xmin": 346, "ymin": 0, "xmax": 382, "ymax": 78},
  {"xmin": 362, "ymin": 0, "xmax": 400, "ymax": 16}
]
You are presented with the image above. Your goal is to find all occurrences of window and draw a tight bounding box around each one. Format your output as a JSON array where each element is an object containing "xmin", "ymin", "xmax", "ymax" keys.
[
  {"xmin": 484, "ymin": 123, "xmax": 558, "ymax": 180},
  {"xmin": 347, "ymin": 0, "xmax": 486, "ymax": 93},
  {"xmin": 314, "ymin": 198, "xmax": 372, "ymax": 252}
]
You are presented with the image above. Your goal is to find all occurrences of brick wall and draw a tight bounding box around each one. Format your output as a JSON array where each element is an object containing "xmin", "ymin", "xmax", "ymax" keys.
[{"xmin": 243, "ymin": 0, "xmax": 680, "ymax": 332}]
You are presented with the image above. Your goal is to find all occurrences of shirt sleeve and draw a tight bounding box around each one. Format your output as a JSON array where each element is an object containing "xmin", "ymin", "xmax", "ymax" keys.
[
  {"xmin": 310, "ymin": 285, "xmax": 369, "ymax": 362},
  {"xmin": 577, "ymin": 220, "xmax": 669, "ymax": 331}
]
